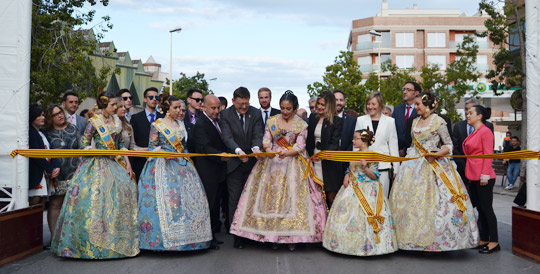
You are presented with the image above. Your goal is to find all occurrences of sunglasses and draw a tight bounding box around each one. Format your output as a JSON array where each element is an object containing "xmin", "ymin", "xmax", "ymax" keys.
[
  {"xmin": 146, "ymin": 95, "xmax": 159, "ymax": 100},
  {"xmin": 123, "ymin": 96, "xmax": 132, "ymax": 101},
  {"xmin": 189, "ymin": 97, "xmax": 203, "ymax": 103},
  {"xmin": 309, "ymin": 106, "xmax": 316, "ymax": 109}
]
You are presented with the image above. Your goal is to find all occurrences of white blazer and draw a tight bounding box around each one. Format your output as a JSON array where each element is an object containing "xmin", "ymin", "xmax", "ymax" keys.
[{"xmin": 354, "ymin": 114, "xmax": 400, "ymax": 173}]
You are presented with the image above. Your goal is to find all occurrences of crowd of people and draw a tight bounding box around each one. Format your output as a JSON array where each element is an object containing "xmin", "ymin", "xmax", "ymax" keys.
[{"xmin": 28, "ymin": 82, "xmax": 505, "ymax": 259}]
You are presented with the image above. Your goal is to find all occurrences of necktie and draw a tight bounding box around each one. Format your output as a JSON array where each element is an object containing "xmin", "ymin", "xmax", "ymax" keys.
[
  {"xmin": 264, "ymin": 110, "xmax": 269, "ymax": 124},
  {"xmin": 125, "ymin": 112, "xmax": 131, "ymax": 121},
  {"xmin": 149, "ymin": 113, "xmax": 155, "ymax": 124},
  {"xmin": 239, "ymin": 114, "xmax": 245, "ymax": 132},
  {"xmin": 468, "ymin": 125, "xmax": 473, "ymax": 135},
  {"xmin": 69, "ymin": 115, "xmax": 75, "ymax": 125},
  {"xmin": 213, "ymin": 120, "xmax": 222, "ymax": 135},
  {"xmin": 190, "ymin": 114, "xmax": 196, "ymax": 124},
  {"xmin": 404, "ymin": 105, "xmax": 411, "ymax": 125}
]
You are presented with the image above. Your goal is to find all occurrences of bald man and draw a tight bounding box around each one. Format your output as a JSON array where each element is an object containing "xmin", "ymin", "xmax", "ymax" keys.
[{"xmin": 193, "ymin": 95, "xmax": 229, "ymax": 249}]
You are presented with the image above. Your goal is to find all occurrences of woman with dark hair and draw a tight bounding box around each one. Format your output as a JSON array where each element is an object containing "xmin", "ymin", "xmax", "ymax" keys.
[
  {"xmin": 390, "ymin": 92, "xmax": 478, "ymax": 252},
  {"xmin": 115, "ymin": 98, "xmax": 135, "ymax": 150},
  {"xmin": 51, "ymin": 92, "xmax": 139, "ymax": 259},
  {"xmin": 138, "ymin": 95, "xmax": 212, "ymax": 251},
  {"xmin": 230, "ymin": 90, "xmax": 327, "ymax": 251},
  {"xmin": 306, "ymin": 90, "xmax": 343, "ymax": 207},
  {"xmin": 43, "ymin": 104, "xmax": 80, "ymax": 241},
  {"xmin": 28, "ymin": 104, "xmax": 60, "ymax": 230},
  {"xmin": 463, "ymin": 105, "xmax": 499, "ymax": 253},
  {"xmin": 323, "ymin": 129, "xmax": 397, "ymax": 256}
]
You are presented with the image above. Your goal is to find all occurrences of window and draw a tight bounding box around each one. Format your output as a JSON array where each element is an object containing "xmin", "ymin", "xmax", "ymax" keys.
[
  {"xmin": 356, "ymin": 34, "xmax": 372, "ymax": 50},
  {"xmin": 427, "ymin": 33, "xmax": 446, "ymax": 47},
  {"xmin": 357, "ymin": 56, "xmax": 371, "ymax": 65},
  {"xmin": 396, "ymin": 55, "xmax": 415, "ymax": 69},
  {"xmin": 427, "ymin": 55, "xmax": 446, "ymax": 70},
  {"xmin": 375, "ymin": 54, "xmax": 391, "ymax": 64},
  {"xmin": 396, "ymin": 33, "xmax": 414, "ymax": 47}
]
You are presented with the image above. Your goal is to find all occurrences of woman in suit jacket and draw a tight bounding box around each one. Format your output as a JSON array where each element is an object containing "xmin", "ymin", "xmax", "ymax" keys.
[
  {"xmin": 463, "ymin": 105, "xmax": 499, "ymax": 254},
  {"xmin": 355, "ymin": 92, "xmax": 399, "ymax": 197},
  {"xmin": 29, "ymin": 104, "xmax": 60, "ymax": 204},
  {"xmin": 306, "ymin": 91, "xmax": 343, "ymax": 207}
]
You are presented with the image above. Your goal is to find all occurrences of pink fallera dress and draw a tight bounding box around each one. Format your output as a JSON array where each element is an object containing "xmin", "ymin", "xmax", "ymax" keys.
[{"xmin": 230, "ymin": 115, "xmax": 327, "ymax": 243}]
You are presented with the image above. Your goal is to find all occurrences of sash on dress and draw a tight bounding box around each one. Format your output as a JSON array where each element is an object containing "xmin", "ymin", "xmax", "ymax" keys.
[
  {"xmin": 412, "ymin": 131, "xmax": 467, "ymax": 218},
  {"xmin": 89, "ymin": 116, "xmax": 130, "ymax": 173},
  {"xmin": 153, "ymin": 119, "xmax": 194, "ymax": 165},
  {"xmin": 350, "ymin": 167, "xmax": 384, "ymax": 243}
]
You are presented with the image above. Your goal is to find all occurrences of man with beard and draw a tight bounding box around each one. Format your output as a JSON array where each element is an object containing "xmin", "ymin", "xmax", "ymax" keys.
[
  {"xmin": 258, "ymin": 87, "xmax": 280, "ymax": 128},
  {"xmin": 332, "ymin": 89, "xmax": 356, "ymax": 181}
]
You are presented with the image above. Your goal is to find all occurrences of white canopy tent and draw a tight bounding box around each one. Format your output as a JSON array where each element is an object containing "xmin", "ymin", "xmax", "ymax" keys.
[{"xmin": 0, "ymin": 0, "xmax": 31, "ymax": 212}]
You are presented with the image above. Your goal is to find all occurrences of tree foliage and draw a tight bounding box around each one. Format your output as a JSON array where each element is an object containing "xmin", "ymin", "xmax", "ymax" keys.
[
  {"xmin": 171, "ymin": 72, "xmax": 214, "ymax": 101},
  {"xmin": 31, "ymin": 0, "xmax": 112, "ymax": 105}
]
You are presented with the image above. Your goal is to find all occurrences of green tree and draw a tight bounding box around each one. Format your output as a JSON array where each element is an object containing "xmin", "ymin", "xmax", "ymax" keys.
[
  {"xmin": 307, "ymin": 51, "xmax": 367, "ymax": 114},
  {"xmin": 376, "ymin": 61, "xmax": 416, "ymax": 108},
  {"xmin": 171, "ymin": 72, "xmax": 214, "ymax": 101},
  {"xmin": 31, "ymin": 0, "xmax": 112, "ymax": 105}
]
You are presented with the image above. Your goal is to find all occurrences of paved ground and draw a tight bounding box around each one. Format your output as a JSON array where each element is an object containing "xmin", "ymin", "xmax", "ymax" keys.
[{"xmin": 1, "ymin": 181, "xmax": 538, "ymax": 274}]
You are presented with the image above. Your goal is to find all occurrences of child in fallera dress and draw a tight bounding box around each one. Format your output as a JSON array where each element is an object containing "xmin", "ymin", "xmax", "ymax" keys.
[{"xmin": 323, "ymin": 129, "xmax": 398, "ymax": 256}]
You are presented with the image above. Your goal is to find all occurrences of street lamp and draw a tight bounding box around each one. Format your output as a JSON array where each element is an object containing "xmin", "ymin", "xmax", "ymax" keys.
[
  {"xmin": 169, "ymin": 27, "xmax": 182, "ymax": 89},
  {"xmin": 370, "ymin": 30, "xmax": 382, "ymax": 92}
]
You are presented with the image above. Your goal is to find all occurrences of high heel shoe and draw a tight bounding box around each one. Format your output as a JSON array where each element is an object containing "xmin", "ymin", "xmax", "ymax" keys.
[
  {"xmin": 473, "ymin": 243, "xmax": 489, "ymax": 249},
  {"xmin": 479, "ymin": 244, "xmax": 500, "ymax": 254}
]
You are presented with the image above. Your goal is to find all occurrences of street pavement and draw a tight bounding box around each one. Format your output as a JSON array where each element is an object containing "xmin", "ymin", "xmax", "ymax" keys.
[{"xmin": 1, "ymin": 183, "xmax": 539, "ymax": 274}]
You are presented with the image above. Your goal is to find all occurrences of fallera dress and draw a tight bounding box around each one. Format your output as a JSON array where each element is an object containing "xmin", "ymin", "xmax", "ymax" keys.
[
  {"xmin": 230, "ymin": 115, "xmax": 327, "ymax": 243},
  {"xmin": 138, "ymin": 118, "xmax": 212, "ymax": 251},
  {"xmin": 51, "ymin": 114, "xmax": 139, "ymax": 259},
  {"xmin": 390, "ymin": 114, "xmax": 479, "ymax": 251},
  {"xmin": 323, "ymin": 161, "xmax": 398, "ymax": 256}
]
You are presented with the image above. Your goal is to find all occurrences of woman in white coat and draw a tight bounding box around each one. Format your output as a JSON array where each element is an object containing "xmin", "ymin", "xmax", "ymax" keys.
[{"xmin": 355, "ymin": 92, "xmax": 399, "ymax": 197}]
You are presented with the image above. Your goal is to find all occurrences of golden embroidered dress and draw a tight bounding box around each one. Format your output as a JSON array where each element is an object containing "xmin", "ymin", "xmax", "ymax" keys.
[
  {"xmin": 230, "ymin": 115, "xmax": 327, "ymax": 243},
  {"xmin": 323, "ymin": 162, "xmax": 398, "ymax": 256},
  {"xmin": 51, "ymin": 114, "xmax": 139, "ymax": 259},
  {"xmin": 138, "ymin": 118, "xmax": 212, "ymax": 251},
  {"xmin": 390, "ymin": 114, "xmax": 479, "ymax": 251}
]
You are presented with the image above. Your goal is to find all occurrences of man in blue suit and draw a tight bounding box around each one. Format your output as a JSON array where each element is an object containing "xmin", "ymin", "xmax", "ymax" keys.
[{"xmin": 392, "ymin": 81, "xmax": 421, "ymax": 157}]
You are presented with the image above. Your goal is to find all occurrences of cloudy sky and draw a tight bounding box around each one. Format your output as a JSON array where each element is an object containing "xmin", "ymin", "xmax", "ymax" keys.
[{"xmin": 88, "ymin": 0, "xmax": 483, "ymax": 109}]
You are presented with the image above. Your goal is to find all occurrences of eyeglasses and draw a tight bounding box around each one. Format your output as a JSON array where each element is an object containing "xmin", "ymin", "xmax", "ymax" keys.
[
  {"xmin": 123, "ymin": 96, "xmax": 132, "ymax": 101},
  {"xmin": 146, "ymin": 95, "xmax": 159, "ymax": 100},
  {"xmin": 402, "ymin": 88, "xmax": 414, "ymax": 92},
  {"xmin": 309, "ymin": 106, "xmax": 316, "ymax": 110},
  {"xmin": 52, "ymin": 111, "xmax": 64, "ymax": 118},
  {"xmin": 353, "ymin": 137, "xmax": 363, "ymax": 141},
  {"xmin": 189, "ymin": 97, "xmax": 203, "ymax": 103}
]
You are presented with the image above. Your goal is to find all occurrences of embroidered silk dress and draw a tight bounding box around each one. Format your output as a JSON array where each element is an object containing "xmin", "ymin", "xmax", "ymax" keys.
[
  {"xmin": 230, "ymin": 115, "xmax": 327, "ymax": 243},
  {"xmin": 323, "ymin": 162, "xmax": 398, "ymax": 256},
  {"xmin": 138, "ymin": 118, "xmax": 212, "ymax": 251},
  {"xmin": 390, "ymin": 114, "xmax": 479, "ymax": 251},
  {"xmin": 51, "ymin": 114, "xmax": 139, "ymax": 259}
]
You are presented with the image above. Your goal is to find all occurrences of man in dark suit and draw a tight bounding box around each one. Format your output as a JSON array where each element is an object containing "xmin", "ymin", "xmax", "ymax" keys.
[
  {"xmin": 220, "ymin": 87, "xmax": 264, "ymax": 249},
  {"xmin": 392, "ymin": 81, "xmax": 421, "ymax": 157},
  {"xmin": 453, "ymin": 98, "xmax": 494, "ymax": 200},
  {"xmin": 193, "ymin": 95, "xmax": 229, "ymax": 249},
  {"xmin": 130, "ymin": 87, "xmax": 163, "ymax": 181},
  {"xmin": 62, "ymin": 91, "xmax": 86, "ymax": 135},
  {"xmin": 333, "ymin": 89, "xmax": 356, "ymax": 184},
  {"xmin": 258, "ymin": 87, "xmax": 280, "ymax": 129}
]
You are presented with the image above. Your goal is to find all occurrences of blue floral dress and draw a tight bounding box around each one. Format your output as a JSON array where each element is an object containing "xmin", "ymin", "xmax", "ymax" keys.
[
  {"xmin": 51, "ymin": 115, "xmax": 139, "ymax": 259},
  {"xmin": 138, "ymin": 118, "xmax": 212, "ymax": 251}
]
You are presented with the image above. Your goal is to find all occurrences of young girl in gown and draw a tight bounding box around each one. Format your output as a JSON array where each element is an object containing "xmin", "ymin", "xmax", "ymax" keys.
[
  {"xmin": 390, "ymin": 92, "xmax": 478, "ymax": 251},
  {"xmin": 51, "ymin": 92, "xmax": 139, "ymax": 259},
  {"xmin": 230, "ymin": 91, "xmax": 327, "ymax": 251},
  {"xmin": 138, "ymin": 96, "xmax": 212, "ymax": 251},
  {"xmin": 323, "ymin": 129, "xmax": 398, "ymax": 256}
]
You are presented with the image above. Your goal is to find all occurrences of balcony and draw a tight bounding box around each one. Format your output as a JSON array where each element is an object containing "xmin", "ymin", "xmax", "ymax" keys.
[
  {"xmin": 359, "ymin": 64, "xmax": 375, "ymax": 73},
  {"xmin": 355, "ymin": 40, "xmax": 391, "ymax": 51},
  {"xmin": 449, "ymin": 41, "xmax": 490, "ymax": 49}
]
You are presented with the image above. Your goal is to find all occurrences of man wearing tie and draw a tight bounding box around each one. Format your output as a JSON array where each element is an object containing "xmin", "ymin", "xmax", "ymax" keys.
[
  {"xmin": 392, "ymin": 81, "xmax": 421, "ymax": 157},
  {"xmin": 220, "ymin": 87, "xmax": 264, "ymax": 249},
  {"xmin": 193, "ymin": 95, "xmax": 229, "ymax": 249},
  {"xmin": 186, "ymin": 88, "xmax": 204, "ymax": 125},
  {"xmin": 453, "ymin": 98, "xmax": 494, "ymax": 199},
  {"xmin": 258, "ymin": 87, "xmax": 280, "ymax": 129},
  {"xmin": 130, "ymin": 87, "xmax": 163, "ymax": 181},
  {"xmin": 62, "ymin": 91, "xmax": 86, "ymax": 136}
]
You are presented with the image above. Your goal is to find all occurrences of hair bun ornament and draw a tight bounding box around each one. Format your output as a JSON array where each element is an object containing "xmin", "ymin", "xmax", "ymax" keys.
[
  {"xmin": 360, "ymin": 129, "xmax": 376, "ymax": 145},
  {"xmin": 99, "ymin": 95, "xmax": 109, "ymax": 105},
  {"xmin": 162, "ymin": 100, "xmax": 170, "ymax": 107},
  {"xmin": 284, "ymin": 90, "xmax": 294, "ymax": 96}
]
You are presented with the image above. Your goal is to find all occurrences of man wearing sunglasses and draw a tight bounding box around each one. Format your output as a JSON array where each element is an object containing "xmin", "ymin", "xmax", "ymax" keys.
[
  {"xmin": 186, "ymin": 88, "xmax": 204, "ymax": 125},
  {"xmin": 308, "ymin": 97, "xmax": 317, "ymax": 115},
  {"xmin": 130, "ymin": 87, "xmax": 164, "ymax": 181},
  {"xmin": 116, "ymin": 89, "xmax": 140, "ymax": 122}
]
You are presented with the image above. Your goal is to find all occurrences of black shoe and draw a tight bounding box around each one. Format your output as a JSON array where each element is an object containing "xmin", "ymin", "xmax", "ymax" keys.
[
  {"xmin": 43, "ymin": 245, "xmax": 51, "ymax": 250},
  {"xmin": 272, "ymin": 243, "xmax": 279, "ymax": 250},
  {"xmin": 473, "ymin": 243, "xmax": 489, "ymax": 249},
  {"xmin": 212, "ymin": 239, "xmax": 224, "ymax": 246},
  {"xmin": 479, "ymin": 244, "xmax": 501, "ymax": 254},
  {"xmin": 233, "ymin": 236, "xmax": 245, "ymax": 249},
  {"xmin": 287, "ymin": 244, "xmax": 296, "ymax": 251}
]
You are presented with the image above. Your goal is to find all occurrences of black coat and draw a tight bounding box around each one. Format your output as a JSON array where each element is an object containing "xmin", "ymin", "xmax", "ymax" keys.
[
  {"xmin": 306, "ymin": 113, "xmax": 343, "ymax": 192},
  {"xmin": 130, "ymin": 110, "xmax": 164, "ymax": 180},
  {"xmin": 184, "ymin": 119, "xmax": 195, "ymax": 153},
  {"xmin": 29, "ymin": 126, "xmax": 60, "ymax": 190},
  {"xmin": 193, "ymin": 114, "xmax": 227, "ymax": 184}
]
